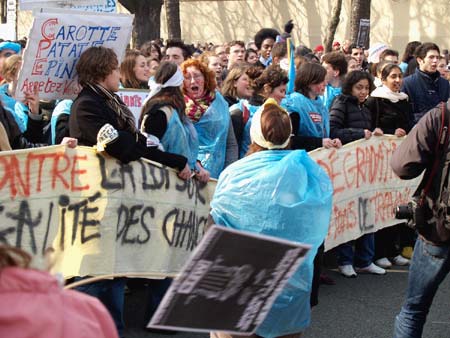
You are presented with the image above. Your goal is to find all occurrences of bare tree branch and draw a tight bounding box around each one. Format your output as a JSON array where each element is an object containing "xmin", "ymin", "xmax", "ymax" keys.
[{"xmin": 323, "ymin": 0, "xmax": 343, "ymax": 52}]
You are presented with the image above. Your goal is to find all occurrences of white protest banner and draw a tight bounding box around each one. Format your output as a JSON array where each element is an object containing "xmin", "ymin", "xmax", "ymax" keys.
[
  {"xmin": 0, "ymin": 145, "xmax": 216, "ymax": 279},
  {"xmin": 149, "ymin": 225, "xmax": 310, "ymax": 334},
  {"xmin": 16, "ymin": 9, "xmax": 133, "ymax": 101},
  {"xmin": 20, "ymin": 0, "xmax": 105, "ymax": 10},
  {"xmin": 309, "ymin": 136, "xmax": 421, "ymax": 251},
  {"xmin": 117, "ymin": 89, "xmax": 149, "ymax": 126}
]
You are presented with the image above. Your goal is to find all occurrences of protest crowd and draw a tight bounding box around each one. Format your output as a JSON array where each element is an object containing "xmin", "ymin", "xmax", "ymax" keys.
[{"xmin": 1, "ymin": 9, "xmax": 450, "ymax": 338}]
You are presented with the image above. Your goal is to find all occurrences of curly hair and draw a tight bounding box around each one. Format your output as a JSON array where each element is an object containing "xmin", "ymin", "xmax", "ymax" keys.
[
  {"xmin": 254, "ymin": 28, "xmax": 279, "ymax": 50},
  {"xmin": 180, "ymin": 58, "xmax": 217, "ymax": 93},
  {"xmin": 253, "ymin": 65, "xmax": 288, "ymax": 95},
  {"xmin": 342, "ymin": 70, "xmax": 375, "ymax": 96},
  {"xmin": 76, "ymin": 47, "xmax": 118, "ymax": 87}
]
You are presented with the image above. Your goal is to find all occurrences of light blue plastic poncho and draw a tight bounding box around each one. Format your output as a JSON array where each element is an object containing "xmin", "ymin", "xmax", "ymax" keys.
[
  {"xmin": 193, "ymin": 91, "xmax": 229, "ymax": 179},
  {"xmin": 50, "ymin": 99, "xmax": 73, "ymax": 144},
  {"xmin": 0, "ymin": 83, "xmax": 28, "ymax": 133},
  {"xmin": 230, "ymin": 99, "xmax": 260, "ymax": 158},
  {"xmin": 282, "ymin": 91, "xmax": 330, "ymax": 138},
  {"xmin": 210, "ymin": 150, "xmax": 332, "ymax": 337},
  {"xmin": 161, "ymin": 109, "xmax": 199, "ymax": 170},
  {"xmin": 323, "ymin": 84, "xmax": 342, "ymax": 111}
]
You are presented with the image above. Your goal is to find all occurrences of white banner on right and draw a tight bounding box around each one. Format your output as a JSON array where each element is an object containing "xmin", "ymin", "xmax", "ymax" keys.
[{"xmin": 309, "ymin": 136, "xmax": 422, "ymax": 251}]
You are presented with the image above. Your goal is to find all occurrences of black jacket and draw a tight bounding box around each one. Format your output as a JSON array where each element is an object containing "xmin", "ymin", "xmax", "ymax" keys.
[
  {"xmin": 0, "ymin": 104, "xmax": 47, "ymax": 149},
  {"xmin": 330, "ymin": 94, "xmax": 371, "ymax": 145},
  {"xmin": 69, "ymin": 86, "xmax": 187, "ymax": 169},
  {"xmin": 365, "ymin": 96, "xmax": 411, "ymax": 134}
]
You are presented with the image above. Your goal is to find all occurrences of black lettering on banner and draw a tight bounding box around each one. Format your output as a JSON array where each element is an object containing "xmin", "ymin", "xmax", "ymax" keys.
[
  {"xmin": 58, "ymin": 192, "xmax": 102, "ymax": 250},
  {"xmin": 98, "ymin": 154, "xmax": 122, "ymax": 190},
  {"xmin": 6, "ymin": 200, "xmax": 42, "ymax": 254},
  {"xmin": 162, "ymin": 208, "xmax": 207, "ymax": 251},
  {"xmin": 41, "ymin": 202, "xmax": 54, "ymax": 255},
  {"xmin": 116, "ymin": 204, "xmax": 153, "ymax": 244},
  {"xmin": 358, "ymin": 197, "xmax": 374, "ymax": 232},
  {"xmin": 0, "ymin": 205, "xmax": 15, "ymax": 245},
  {"xmin": 140, "ymin": 161, "xmax": 170, "ymax": 191},
  {"xmin": 120, "ymin": 162, "xmax": 136, "ymax": 193},
  {"xmin": 99, "ymin": 155, "xmax": 137, "ymax": 192},
  {"xmin": 175, "ymin": 179, "xmax": 207, "ymax": 205}
]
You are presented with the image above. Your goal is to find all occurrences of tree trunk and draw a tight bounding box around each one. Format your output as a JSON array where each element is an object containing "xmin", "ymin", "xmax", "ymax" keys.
[
  {"xmin": 323, "ymin": 0, "xmax": 343, "ymax": 52},
  {"xmin": 350, "ymin": 0, "xmax": 371, "ymax": 48},
  {"xmin": 119, "ymin": 0, "xmax": 163, "ymax": 47},
  {"xmin": 165, "ymin": 0, "xmax": 181, "ymax": 40}
]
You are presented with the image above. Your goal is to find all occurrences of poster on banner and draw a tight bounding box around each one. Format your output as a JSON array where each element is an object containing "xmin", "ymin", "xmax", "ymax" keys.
[
  {"xmin": 19, "ymin": 0, "xmax": 104, "ymax": 10},
  {"xmin": 16, "ymin": 9, "xmax": 133, "ymax": 101},
  {"xmin": 117, "ymin": 89, "xmax": 149, "ymax": 126},
  {"xmin": 149, "ymin": 225, "xmax": 310, "ymax": 335},
  {"xmin": 309, "ymin": 136, "xmax": 422, "ymax": 251},
  {"xmin": 0, "ymin": 145, "xmax": 216, "ymax": 279}
]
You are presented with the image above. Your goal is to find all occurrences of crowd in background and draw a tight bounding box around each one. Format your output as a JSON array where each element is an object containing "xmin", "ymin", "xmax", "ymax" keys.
[{"xmin": 0, "ymin": 18, "xmax": 449, "ymax": 338}]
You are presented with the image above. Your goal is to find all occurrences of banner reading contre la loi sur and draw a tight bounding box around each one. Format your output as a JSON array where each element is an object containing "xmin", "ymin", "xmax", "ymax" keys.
[
  {"xmin": 0, "ymin": 145, "xmax": 216, "ymax": 279},
  {"xmin": 309, "ymin": 136, "xmax": 422, "ymax": 251},
  {"xmin": 16, "ymin": 9, "xmax": 133, "ymax": 101}
]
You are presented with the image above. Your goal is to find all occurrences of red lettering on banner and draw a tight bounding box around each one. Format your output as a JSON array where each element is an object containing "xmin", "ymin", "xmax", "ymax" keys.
[
  {"xmin": 317, "ymin": 149, "xmax": 345, "ymax": 195},
  {"xmin": 71, "ymin": 155, "xmax": 89, "ymax": 191},
  {"xmin": 0, "ymin": 152, "xmax": 91, "ymax": 199},
  {"xmin": 370, "ymin": 187, "xmax": 412, "ymax": 223},
  {"xmin": 332, "ymin": 200, "xmax": 357, "ymax": 239}
]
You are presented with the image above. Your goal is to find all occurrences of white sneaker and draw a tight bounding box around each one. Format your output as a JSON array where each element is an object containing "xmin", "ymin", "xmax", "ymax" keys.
[
  {"xmin": 392, "ymin": 255, "xmax": 410, "ymax": 266},
  {"xmin": 356, "ymin": 263, "xmax": 386, "ymax": 275},
  {"xmin": 338, "ymin": 264, "xmax": 357, "ymax": 278},
  {"xmin": 375, "ymin": 257, "xmax": 392, "ymax": 269}
]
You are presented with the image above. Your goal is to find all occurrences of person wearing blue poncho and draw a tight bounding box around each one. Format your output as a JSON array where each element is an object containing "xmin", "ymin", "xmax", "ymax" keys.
[
  {"xmin": 282, "ymin": 62, "xmax": 341, "ymax": 152},
  {"xmin": 282, "ymin": 62, "xmax": 341, "ymax": 306},
  {"xmin": 210, "ymin": 99, "xmax": 333, "ymax": 338},
  {"xmin": 182, "ymin": 59, "xmax": 238, "ymax": 179},
  {"xmin": 229, "ymin": 65, "xmax": 288, "ymax": 158},
  {"xmin": 321, "ymin": 52, "xmax": 348, "ymax": 111},
  {"xmin": 140, "ymin": 61, "xmax": 209, "ymax": 182}
]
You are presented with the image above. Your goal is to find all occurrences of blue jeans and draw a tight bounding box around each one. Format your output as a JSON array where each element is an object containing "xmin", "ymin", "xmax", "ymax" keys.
[
  {"xmin": 336, "ymin": 233, "xmax": 374, "ymax": 268},
  {"xmin": 393, "ymin": 237, "xmax": 450, "ymax": 338},
  {"xmin": 74, "ymin": 277, "xmax": 126, "ymax": 337}
]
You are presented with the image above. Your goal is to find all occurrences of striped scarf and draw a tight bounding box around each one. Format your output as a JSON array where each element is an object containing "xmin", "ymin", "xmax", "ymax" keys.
[
  {"xmin": 184, "ymin": 91, "xmax": 215, "ymax": 122},
  {"xmin": 87, "ymin": 83, "xmax": 137, "ymax": 133}
]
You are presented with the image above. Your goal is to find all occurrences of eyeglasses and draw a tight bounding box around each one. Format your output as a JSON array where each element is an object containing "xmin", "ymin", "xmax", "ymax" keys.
[{"xmin": 184, "ymin": 74, "xmax": 204, "ymax": 81}]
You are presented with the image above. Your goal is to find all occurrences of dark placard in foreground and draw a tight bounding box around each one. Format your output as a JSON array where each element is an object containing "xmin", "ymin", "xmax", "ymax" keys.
[{"xmin": 148, "ymin": 225, "xmax": 310, "ymax": 335}]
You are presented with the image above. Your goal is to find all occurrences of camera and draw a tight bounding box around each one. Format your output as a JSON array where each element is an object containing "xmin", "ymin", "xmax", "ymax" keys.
[
  {"xmin": 395, "ymin": 202, "xmax": 415, "ymax": 220},
  {"xmin": 394, "ymin": 198, "xmax": 429, "ymax": 230}
]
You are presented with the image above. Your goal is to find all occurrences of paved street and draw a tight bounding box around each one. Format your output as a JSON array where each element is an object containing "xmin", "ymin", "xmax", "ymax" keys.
[{"xmin": 124, "ymin": 261, "xmax": 450, "ymax": 338}]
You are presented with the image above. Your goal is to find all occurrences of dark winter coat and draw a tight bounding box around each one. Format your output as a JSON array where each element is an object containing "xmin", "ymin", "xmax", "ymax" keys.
[
  {"xmin": 69, "ymin": 86, "xmax": 187, "ymax": 169},
  {"xmin": 329, "ymin": 94, "xmax": 371, "ymax": 145},
  {"xmin": 365, "ymin": 96, "xmax": 411, "ymax": 134}
]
